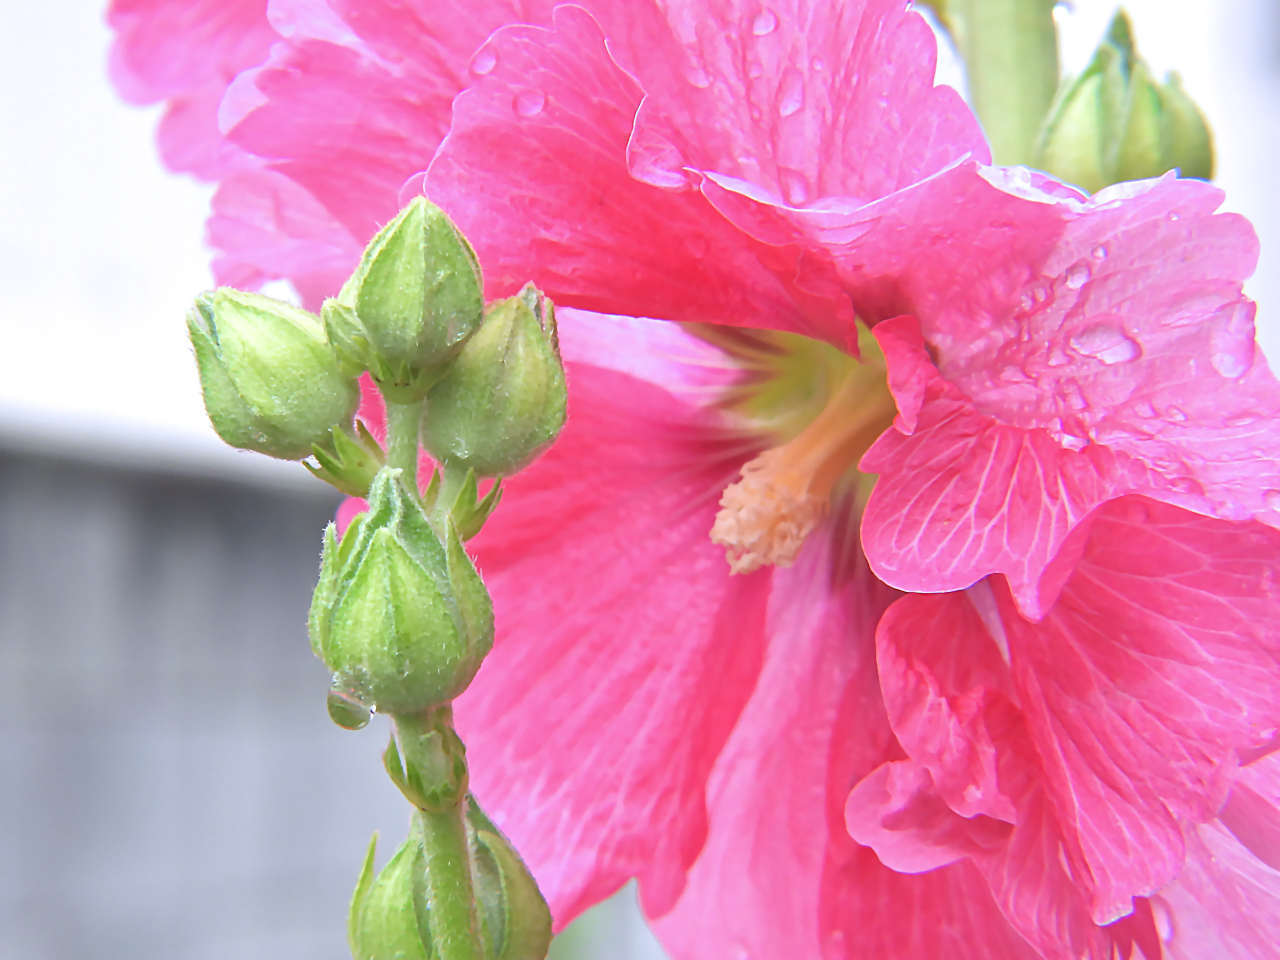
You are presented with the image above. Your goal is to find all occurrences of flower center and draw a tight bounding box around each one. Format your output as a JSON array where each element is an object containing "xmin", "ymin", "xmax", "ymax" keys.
[{"xmin": 709, "ymin": 325, "xmax": 897, "ymax": 574}]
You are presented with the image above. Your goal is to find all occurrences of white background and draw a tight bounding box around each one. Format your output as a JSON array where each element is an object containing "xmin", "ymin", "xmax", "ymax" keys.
[{"xmin": 0, "ymin": 1, "xmax": 1276, "ymax": 485}]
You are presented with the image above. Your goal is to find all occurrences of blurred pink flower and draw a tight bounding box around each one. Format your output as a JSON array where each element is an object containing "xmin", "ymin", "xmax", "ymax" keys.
[{"xmin": 111, "ymin": 1, "xmax": 1280, "ymax": 957}]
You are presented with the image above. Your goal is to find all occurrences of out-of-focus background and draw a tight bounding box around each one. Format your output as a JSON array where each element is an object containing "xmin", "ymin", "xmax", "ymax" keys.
[{"xmin": 0, "ymin": 2, "xmax": 1276, "ymax": 957}]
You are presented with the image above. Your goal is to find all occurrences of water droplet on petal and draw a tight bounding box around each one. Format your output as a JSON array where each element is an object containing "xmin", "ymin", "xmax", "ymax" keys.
[
  {"xmin": 1068, "ymin": 323, "xmax": 1141, "ymax": 364},
  {"xmin": 327, "ymin": 685, "xmax": 372, "ymax": 731},
  {"xmin": 752, "ymin": 8, "xmax": 778, "ymax": 35},
  {"xmin": 778, "ymin": 67, "xmax": 804, "ymax": 117},
  {"xmin": 810, "ymin": 57, "xmax": 826, "ymax": 72},
  {"xmin": 1264, "ymin": 490, "xmax": 1280, "ymax": 512},
  {"xmin": 514, "ymin": 89, "xmax": 546, "ymax": 117},
  {"xmin": 779, "ymin": 168, "xmax": 810, "ymax": 206},
  {"xmin": 1064, "ymin": 261, "xmax": 1091, "ymax": 289},
  {"xmin": 1090, "ymin": 244, "xmax": 1108, "ymax": 261},
  {"xmin": 470, "ymin": 48, "xmax": 497, "ymax": 76},
  {"xmin": 686, "ymin": 58, "xmax": 712, "ymax": 89},
  {"xmin": 1211, "ymin": 341, "xmax": 1255, "ymax": 379}
]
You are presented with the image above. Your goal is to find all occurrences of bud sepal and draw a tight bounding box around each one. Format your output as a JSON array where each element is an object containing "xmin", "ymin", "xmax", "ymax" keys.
[{"xmin": 306, "ymin": 421, "xmax": 386, "ymax": 497}]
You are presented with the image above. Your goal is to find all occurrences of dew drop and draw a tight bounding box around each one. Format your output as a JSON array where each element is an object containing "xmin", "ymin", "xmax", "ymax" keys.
[
  {"xmin": 1265, "ymin": 490, "xmax": 1280, "ymax": 512},
  {"xmin": 327, "ymin": 685, "xmax": 372, "ymax": 731},
  {"xmin": 779, "ymin": 168, "xmax": 810, "ymax": 206},
  {"xmin": 810, "ymin": 56, "xmax": 827, "ymax": 72},
  {"xmin": 1211, "ymin": 341, "xmax": 1255, "ymax": 379},
  {"xmin": 686, "ymin": 58, "xmax": 712, "ymax": 89},
  {"xmin": 1090, "ymin": 244, "xmax": 1108, "ymax": 261},
  {"xmin": 470, "ymin": 48, "xmax": 497, "ymax": 76},
  {"xmin": 1068, "ymin": 323, "xmax": 1141, "ymax": 364},
  {"xmin": 1063, "ymin": 261, "xmax": 1091, "ymax": 289},
  {"xmin": 751, "ymin": 8, "xmax": 778, "ymax": 35},
  {"xmin": 778, "ymin": 67, "xmax": 804, "ymax": 117},
  {"xmin": 513, "ymin": 89, "xmax": 546, "ymax": 117}
]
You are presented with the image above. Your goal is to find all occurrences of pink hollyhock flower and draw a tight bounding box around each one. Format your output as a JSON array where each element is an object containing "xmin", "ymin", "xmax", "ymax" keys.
[{"xmin": 110, "ymin": 1, "xmax": 1280, "ymax": 957}]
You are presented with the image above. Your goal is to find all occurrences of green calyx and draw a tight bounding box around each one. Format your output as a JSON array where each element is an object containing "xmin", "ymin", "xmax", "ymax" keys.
[
  {"xmin": 328, "ymin": 197, "xmax": 485, "ymax": 402},
  {"xmin": 421, "ymin": 284, "xmax": 567, "ymax": 477},
  {"xmin": 349, "ymin": 800, "xmax": 552, "ymax": 960},
  {"xmin": 186, "ymin": 288, "xmax": 359, "ymax": 460},
  {"xmin": 309, "ymin": 468, "xmax": 494, "ymax": 716},
  {"xmin": 1032, "ymin": 11, "xmax": 1213, "ymax": 193},
  {"xmin": 307, "ymin": 421, "xmax": 386, "ymax": 498}
]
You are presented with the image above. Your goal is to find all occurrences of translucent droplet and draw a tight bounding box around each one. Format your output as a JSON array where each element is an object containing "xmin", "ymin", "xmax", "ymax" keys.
[
  {"xmin": 1211, "ymin": 341, "xmax": 1255, "ymax": 379},
  {"xmin": 810, "ymin": 57, "xmax": 826, "ymax": 72},
  {"xmin": 1167, "ymin": 211, "xmax": 1180, "ymax": 223},
  {"xmin": 779, "ymin": 168, "xmax": 809, "ymax": 206},
  {"xmin": 1063, "ymin": 261, "xmax": 1091, "ymax": 290},
  {"xmin": 470, "ymin": 49, "xmax": 497, "ymax": 76},
  {"xmin": 1068, "ymin": 323, "xmax": 1141, "ymax": 364},
  {"xmin": 752, "ymin": 8, "xmax": 778, "ymax": 35},
  {"xmin": 1265, "ymin": 490, "xmax": 1280, "ymax": 512},
  {"xmin": 686, "ymin": 58, "xmax": 712, "ymax": 89},
  {"xmin": 1090, "ymin": 244, "xmax": 1108, "ymax": 261},
  {"xmin": 327, "ymin": 686, "xmax": 372, "ymax": 731},
  {"xmin": 513, "ymin": 89, "xmax": 546, "ymax": 117},
  {"xmin": 778, "ymin": 68, "xmax": 804, "ymax": 117}
]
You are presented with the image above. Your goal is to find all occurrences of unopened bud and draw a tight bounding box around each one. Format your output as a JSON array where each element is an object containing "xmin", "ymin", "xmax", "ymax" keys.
[
  {"xmin": 309, "ymin": 468, "xmax": 493, "ymax": 716},
  {"xmin": 331, "ymin": 197, "xmax": 484, "ymax": 401},
  {"xmin": 1032, "ymin": 12, "xmax": 1213, "ymax": 193},
  {"xmin": 421, "ymin": 285, "xmax": 567, "ymax": 476},
  {"xmin": 186, "ymin": 289, "xmax": 359, "ymax": 459}
]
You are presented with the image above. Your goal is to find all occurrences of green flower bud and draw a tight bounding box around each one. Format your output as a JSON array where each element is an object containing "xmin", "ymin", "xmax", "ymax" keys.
[
  {"xmin": 349, "ymin": 831, "xmax": 432, "ymax": 960},
  {"xmin": 186, "ymin": 288, "xmax": 359, "ymax": 459},
  {"xmin": 348, "ymin": 801, "xmax": 552, "ymax": 960},
  {"xmin": 421, "ymin": 285, "xmax": 567, "ymax": 477},
  {"xmin": 309, "ymin": 468, "xmax": 494, "ymax": 715},
  {"xmin": 466, "ymin": 799, "xmax": 553, "ymax": 960},
  {"xmin": 333, "ymin": 197, "xmax": 485, "ymax": 401},
  {"xmin": 1032, "ymin": 12, "xmax": 1213, "ymax": 194}
]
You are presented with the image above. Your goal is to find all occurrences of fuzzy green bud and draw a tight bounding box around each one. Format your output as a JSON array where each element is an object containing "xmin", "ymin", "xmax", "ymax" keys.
[
  {"xmin": 330, "ymin": 197, "xmax": 484, "ymax": 401},
  {"xmin": 348, "ymin": 801, "xmax": 552, "ymax": 960},
  {"xmin": 421, "ymin": 285, "xmax": 567, "ymax": 476},
  {"xmin": 309, "ymin": 468, "xmax": 493, "ymax": 715},
  {"xmin": 1032, "ymin": 12, "xmax": 1213, "ymax": 194},
  {"xmin": 186, "ymin": 288, "xmax": 359, "ymax": 459}
]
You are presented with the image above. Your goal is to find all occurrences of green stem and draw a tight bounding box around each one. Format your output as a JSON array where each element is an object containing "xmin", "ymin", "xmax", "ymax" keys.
[
  {"xmin": 431, "ymin": 460, "xmax": 472, "ymax": 529},
  {"xmin": 392, "ymin": 708, "xmax": 484, "ymax": 960},
  {"xmin": 385, "ymin": 397, "xmax": 424, "ymax": 489},
  {"xmin": 416, "ymin": 806, "xmax": 485, "ymax": 960},
  {"xmin": 950, "ymin": 0, "xmax": 1060, "ymax": 165}
]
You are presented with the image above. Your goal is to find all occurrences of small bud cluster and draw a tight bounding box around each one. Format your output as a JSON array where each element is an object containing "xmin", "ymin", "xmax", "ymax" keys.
[
  {"xmin": 185, "ymin": 197, "xmax": 561, "ymax": 960},
  {"xmin": 1032, "ymin": 12, "xmax": 1213, "ymax": 194}
]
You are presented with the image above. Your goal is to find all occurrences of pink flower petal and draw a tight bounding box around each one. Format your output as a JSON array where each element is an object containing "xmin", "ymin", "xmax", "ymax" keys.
[
  {"xmin": 653, "ymin": 529, "xmax": 899, "ymax": 956},
  {"xmin": 871, "ymin": 498, "xmax": 1280, "ymax": 945},
  {"xmin": 107, "ymin": 0, "xmax": 276, "ymax": 176},
  {"xmin": 427, "ymin": 5, "xmax": 853, "ymax": 342}
]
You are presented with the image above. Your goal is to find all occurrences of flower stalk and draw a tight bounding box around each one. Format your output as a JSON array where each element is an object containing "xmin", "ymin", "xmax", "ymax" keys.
[{"xmin": 948, "ymin": 0, "xmax": 1060, "ymax": 165}]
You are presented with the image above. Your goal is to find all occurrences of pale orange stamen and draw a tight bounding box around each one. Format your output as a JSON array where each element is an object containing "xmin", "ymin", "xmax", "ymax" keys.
[{"xmin": 711, "ymin": 370, "xmax": 896, "ymax": 574}]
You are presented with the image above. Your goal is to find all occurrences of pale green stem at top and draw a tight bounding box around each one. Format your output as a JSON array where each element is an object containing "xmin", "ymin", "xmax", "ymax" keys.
[
  {"xmin": 385, "ymin": 397, "xmax": 424, "ymax": 490},
  {"xmin": 948, "ymin": 0, "xmax": 1060, "ymax": 166}
]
